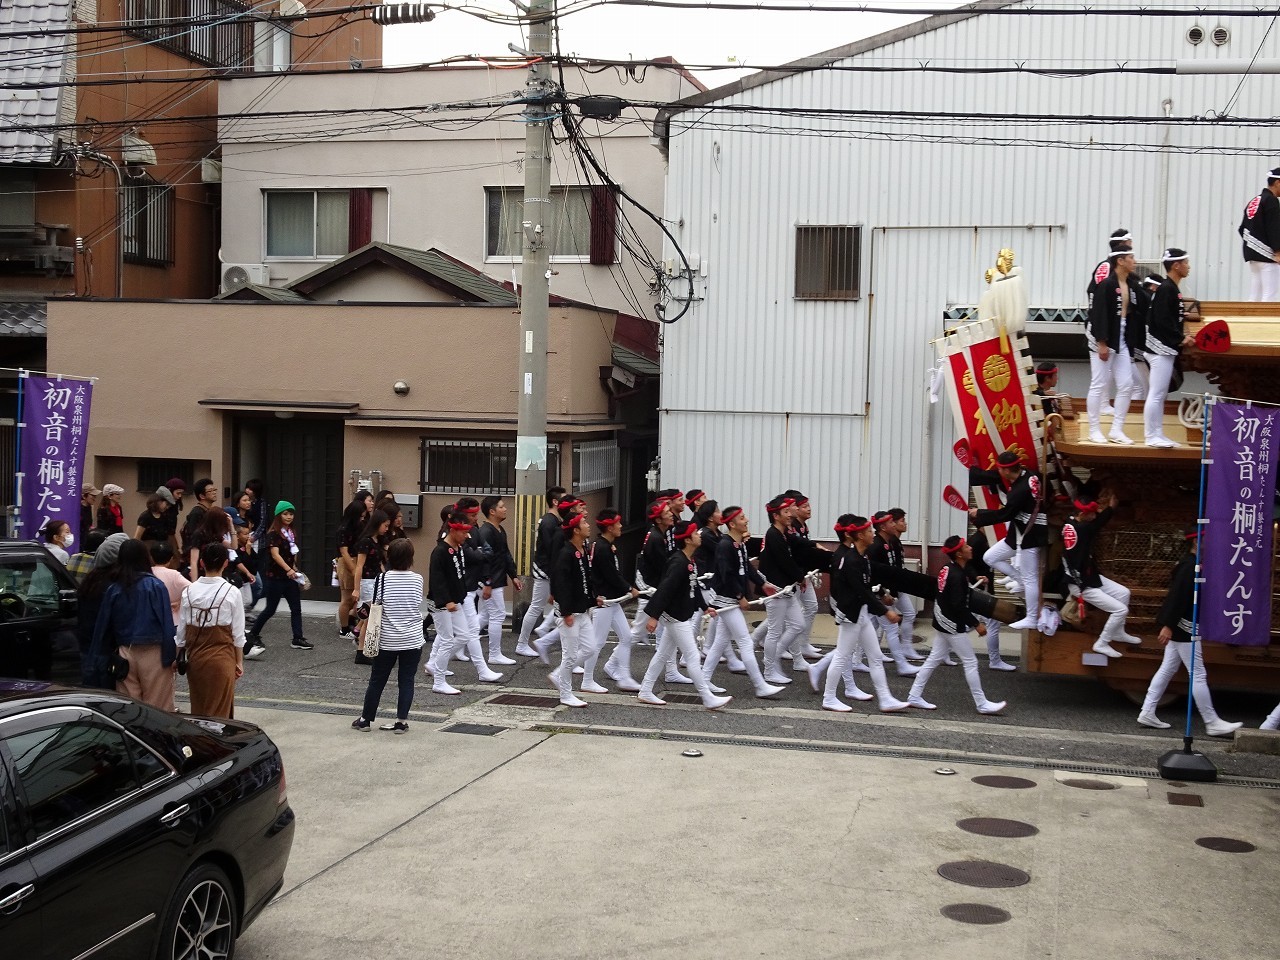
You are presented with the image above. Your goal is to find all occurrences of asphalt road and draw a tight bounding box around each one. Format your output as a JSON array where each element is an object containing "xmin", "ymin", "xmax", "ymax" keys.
[{"xmin": 192, "ymin": 608, "xmax": 1280, "ymax": 782}]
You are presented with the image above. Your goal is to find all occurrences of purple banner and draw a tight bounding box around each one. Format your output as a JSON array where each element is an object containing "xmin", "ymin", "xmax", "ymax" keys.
[
  {"xmin": 1201, "ymin": 402, "xmax": 1276, "ymax": 646},
  {"xmin": 14, "ymin": 377, "xmax": 93, "ymax": 541}
]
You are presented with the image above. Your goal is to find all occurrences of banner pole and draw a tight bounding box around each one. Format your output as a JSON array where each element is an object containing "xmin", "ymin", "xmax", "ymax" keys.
[
  {"xmin": 11, "ymin": 369, "xmax": 27, "ymax": 540},
  {"xmin": 1184, "ymin": 393, "xmax": 1212, "ymax": 746}
]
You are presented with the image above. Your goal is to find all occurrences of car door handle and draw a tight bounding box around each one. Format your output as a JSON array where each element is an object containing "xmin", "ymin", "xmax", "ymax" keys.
[
  {"xmin": 159, "ymin": 803, "xmax": 190, "ymax": 826},
  {"xmin": 0, "ymin": 883, "xmax": 34, "ymax": 912}
]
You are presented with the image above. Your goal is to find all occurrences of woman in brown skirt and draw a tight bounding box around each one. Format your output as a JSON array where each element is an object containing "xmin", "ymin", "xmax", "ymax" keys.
[{"xmin": 179, "ymin": 542, "xmax": 246, "ymax": 718}]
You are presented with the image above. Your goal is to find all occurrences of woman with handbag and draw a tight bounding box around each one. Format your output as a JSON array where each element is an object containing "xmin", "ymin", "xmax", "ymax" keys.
[
  {"xmin": 89, "ymin": 538, "xmax": 178, "ymax": 710},
  {"xmin": 352, "ymin": 539, "xmax": 424, "ymax": 733},
  {"xmin": 244, "ymin": 501, "xmax": 312, "ymax": 657},
  {"xmin": 179, "ymin": 543, "xmax": 246, "ymax": 719}
]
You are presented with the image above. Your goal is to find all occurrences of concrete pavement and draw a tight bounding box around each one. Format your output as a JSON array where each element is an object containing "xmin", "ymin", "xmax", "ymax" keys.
[{"xmin": 236, "ymin": 705, "xmax": 1277, "ymax": 960}]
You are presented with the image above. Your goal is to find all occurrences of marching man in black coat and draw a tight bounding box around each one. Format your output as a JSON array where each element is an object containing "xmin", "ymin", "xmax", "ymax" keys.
[
  {"xmin": 638, "ymin": 520, "xmax": 732, "ymax": 711},
  {"xmin": 1086, "ymin": 248, "xmax": 1147, "ymax": 445},
  {"xmin": 905, "ymin": 535, "xmax": 1007, "ymax": 716},
  {"xmin": 1136, "ymin": 530, "xmax": 1242, "ymax": 736},
  {"xmin": 548, "ymin": 513, "xmax": 600, "ymax": 709},
  {"xmin": 1141, "ymin": 248, "xmax": 1199, "ymax": 449}
]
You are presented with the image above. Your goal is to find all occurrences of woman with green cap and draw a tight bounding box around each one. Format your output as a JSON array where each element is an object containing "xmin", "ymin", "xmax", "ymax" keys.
[{"xmin": 244, "ymin": 501, "xmax": 312, "ymax": 657}]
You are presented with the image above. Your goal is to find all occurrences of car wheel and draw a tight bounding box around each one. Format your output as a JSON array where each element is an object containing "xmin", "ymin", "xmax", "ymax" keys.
[{"xmin": 158, "ymin": 862, "xmax": 239, "ymax": 960}]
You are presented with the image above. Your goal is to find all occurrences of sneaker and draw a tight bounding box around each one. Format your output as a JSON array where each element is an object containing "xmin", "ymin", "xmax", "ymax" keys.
[
  {"xmin": 977, "ymin": 700, "xmax": 1007, "ymax": 715},
  {"xmin": 1115, "ymin": 633, "xmax": 1143, "ymax": 645},
  {"xmin": 821, "ymin": 699, "xmax": 853, "ymax": 713},
  {"xmin": 579, "ymin": 680, "xmax": 609, "ymax": 695},
  {"xmin": 559, "ymin": 694, "xmax": 589, "ymax": 708},
  {"xmin": 1108, "ymin": 431, "xmax": 1134, "ymax": 446},
  {"xmin": 988, "ymin": 658, "xmax": 1018, "ymax": 671},
  {"xmin": 637, "ymin": 691, "xmax": 666, "ymax": 706},
  {"xmin": 1088, "ymin": 430, "xmax": 1109, "ymax": 445},
  {"xmin": 754, "ymin": 683, "xmax": 785, "ymax": 699},
  {"xmin": 351, "ymin": 718, "xmax": 371, "ymax": 732},
  {"xmin": 245, "ymin": 641, "xmax": 266, "ymax": 659},
  {"xmin": 1007, "ymin": 617, "xmax": 1038, "ymax": 631},
  {"xmin": 488, "ymin": 653, "xmax": 518, "ymax": 666},
  {"xmin": 844, "ymin": 685, "xmax": 873, "ymax": 701},
  {"xmin": 879, "ymin": 698, "xmax": 911, "ymax": 712},
  {"xmin": 1137, "ymin": 712, "xmax": 1170, "ymax": 729},
  {"xmin": 907, "ymin": 696, "xmax": 936, "ymax": 710},
  {"xmin": 1146, "ymin": 436, "xmax": 1180, "ymax": 449},
  {"xmin": 703, "ymin": 694, "xmax": 732, "ymax": 711},
  {"xmin": 291, "ymin": 636, "xmax": 314, "ymax": 650},
  {"xmin": 379, "ymin": 721, "xmax": 409, "ymax": 734},
  {"xmin": 338, "ymin": 628, "xmax": 358, "ymax": 642},
  {"xmin": 665, "ymin": 671, "xmax": 694, "ymax": 685},
  {"xmin": 1205, "ymin": 718, "xmax": 1243, "ymax": 737},
  {"xmin": 1092, "ymin": 639, "xmax": 1122, "ymax": 659}
]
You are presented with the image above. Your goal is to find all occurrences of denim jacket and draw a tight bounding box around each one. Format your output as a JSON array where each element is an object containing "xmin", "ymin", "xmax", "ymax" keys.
[{"xmin": 91, "ymin": 575, "xmax": 179, "ymax": 667}]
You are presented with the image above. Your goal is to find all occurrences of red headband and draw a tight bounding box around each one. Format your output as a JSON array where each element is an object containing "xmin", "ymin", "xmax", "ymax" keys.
[
  {"xmin": 834, "ymin": 520, "xmax": 872, "ymax": 533},
  {"xmin": 873, "ymin": 512, "xmax": 894, "ymax": 527},
  {"xmin": 1184, "ymin": 529, "xmax": 1202, "ymax": 540},
  {"xmin": 768, "ymin": 497, "xmax": 795, "ymax": 514},
  {"xmin": 721, "ymin": 507, "xmax": 743, "ymax": 525},
  {"xmin": 596, "ymin": 513, "xmax": 621, "ymax": 527},
  {"xmin": 448, "ymin": 521, "xmax": 472, "ymax": 531},
  {"xmin": 1073, "ymin": 499, "xmax": 1099, "ymax": 513},
  {"xmin": 457, "ymin": 505, "xmax": 480, "ymax": 515},
  {"xmin": 648, "ymin": 502, "xmax": 669, "ymax": 520},
  {"xmin": 672, "ymin": 522, "xmax": 698, "ymax": 541},
  {"xmin": 562, "ymin": 517, "xmax": 584, "ymax": 532},
  {"xmin": 685, "ymin": 489, "xmax": 705, "ymax": 502},
  {"xmin": 1037, "ymin": 365, "xmax": 1059, "ymax": 377},
  {"xmin": 942, "ymin": 537, "xmax": 966, "ymax": 555}
]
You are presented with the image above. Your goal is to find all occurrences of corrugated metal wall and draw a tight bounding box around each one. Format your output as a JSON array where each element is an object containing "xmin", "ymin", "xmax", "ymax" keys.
[{"xmin": 660, "ymin": 2, "xmax": 1277, "ymax": 545}]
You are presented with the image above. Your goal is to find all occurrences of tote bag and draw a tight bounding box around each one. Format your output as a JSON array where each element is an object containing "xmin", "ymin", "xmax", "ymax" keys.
[{"xmin": 362, "ymin": 573, "xmax": 385, "ymax": 657}]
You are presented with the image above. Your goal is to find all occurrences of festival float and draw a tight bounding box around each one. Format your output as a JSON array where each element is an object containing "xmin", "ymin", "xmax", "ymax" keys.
[{"xmin": 937, "ymin": 257, "xmax": 1280, "ymax": 698}]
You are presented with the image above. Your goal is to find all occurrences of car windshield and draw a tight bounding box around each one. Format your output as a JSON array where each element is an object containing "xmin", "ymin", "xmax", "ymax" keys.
[{"xmin": 0, "ymin": 554, "xmax": 67, "ymax": 620}]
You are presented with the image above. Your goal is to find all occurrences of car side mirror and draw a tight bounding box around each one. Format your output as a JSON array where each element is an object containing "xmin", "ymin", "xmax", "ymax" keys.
[{"xmin": 59, "ymin": 589, "xmax": 78, "ymax": 617}]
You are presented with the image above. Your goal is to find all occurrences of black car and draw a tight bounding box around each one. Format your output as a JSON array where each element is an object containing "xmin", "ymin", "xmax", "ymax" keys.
[
  {"xmin": 0, "ymin": 683, "xmax": 295, "ymax": 959},
  {"xmin": 0, "ymin": 541, "xmax": 81, "ymax": 684}
]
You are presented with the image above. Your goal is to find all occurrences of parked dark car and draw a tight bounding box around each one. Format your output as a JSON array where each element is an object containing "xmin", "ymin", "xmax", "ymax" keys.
[
  {"xmin": 0, "ymin": 541, "xmax": 81, "ymax": 684},
  {"xmin": 0, "ymin": 683, "xmax": 294, "ymax": 959}
]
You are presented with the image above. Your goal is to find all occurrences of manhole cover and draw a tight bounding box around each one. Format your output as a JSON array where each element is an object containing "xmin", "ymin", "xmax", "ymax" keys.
[
  {"xmin": 957, "ymin": 817, "xmax": 1039, "ymax": 838},
  {"xmin": 938, "ymin": 860, "xmax": 1031, "ymax": 888},
  {"xmin": 1195, "ymin": 837, "xmax": 1256, "ymax": 853},
  {"xmin": 661, "ymin": 693, "xmax": 704, "ymax": 705},
  {"xmin": 972, "ymin": 775, "xmax": 1037, "ymax": 790},
  {"xmin": 1168, "ymin": 792, "xmax": 1204, "ymax": 807},
  {"xmin": 1060, "ymin": 778, "xmax": 1119, "ymax": 791},
  {"xmin": 442, "ymin": 723, "xmax": 507, "ymax": 736},
  {"xmin": 489, "ymin": 694, "xmax": 561, "ymax": 707},
  {"xmin": 940, "ymin": 903, "xmax": 1012, "ymax": 925}
]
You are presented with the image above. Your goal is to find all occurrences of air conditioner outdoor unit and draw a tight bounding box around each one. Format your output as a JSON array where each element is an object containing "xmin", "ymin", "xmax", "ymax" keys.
[{"xmin": 220, "ymin": 262, "xmax": 269, "ymax": 293}]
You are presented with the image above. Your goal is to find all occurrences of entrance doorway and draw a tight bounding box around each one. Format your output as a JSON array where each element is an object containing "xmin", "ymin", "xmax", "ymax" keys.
[{"xmin": 233, "ymin": 415, "xmax": 344, "ymax": 601}]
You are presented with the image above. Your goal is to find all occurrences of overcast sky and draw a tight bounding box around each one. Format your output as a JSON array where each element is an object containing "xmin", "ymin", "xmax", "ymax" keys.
[{"xmin": 382, "ymin": 5, "xmax": 922, "ymax": 86}]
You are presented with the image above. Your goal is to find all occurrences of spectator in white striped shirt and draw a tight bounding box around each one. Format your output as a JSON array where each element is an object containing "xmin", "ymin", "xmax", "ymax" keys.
[{"xmin": 352, "ymin": 539, "xmax": 425, "ymax": 734}]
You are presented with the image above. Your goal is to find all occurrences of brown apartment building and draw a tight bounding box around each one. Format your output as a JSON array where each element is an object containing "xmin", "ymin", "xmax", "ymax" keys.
[{"xmin": 0, "ymin": 0, "xmax": 382, "ymax": 453}]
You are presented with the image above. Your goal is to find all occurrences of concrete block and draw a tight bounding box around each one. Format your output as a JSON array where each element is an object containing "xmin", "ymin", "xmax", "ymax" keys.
[{"xmin": 1231, "ymin": 728, "xmax": 1280, "ymax": 755}]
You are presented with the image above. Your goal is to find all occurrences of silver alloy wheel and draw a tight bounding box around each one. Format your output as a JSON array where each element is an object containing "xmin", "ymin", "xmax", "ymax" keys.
[{"xmin": 173, "ymin": 878, "xmax": 234, "ymax": 960}]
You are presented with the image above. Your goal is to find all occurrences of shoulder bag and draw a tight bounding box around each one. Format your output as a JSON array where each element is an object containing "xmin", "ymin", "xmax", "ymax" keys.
[{"xmin": 362, "ymin": 573, "xmax": 385, "ymax": 658}]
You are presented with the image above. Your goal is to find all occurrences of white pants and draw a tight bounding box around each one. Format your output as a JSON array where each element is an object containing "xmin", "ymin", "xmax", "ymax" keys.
[
  {"xmin": 797, "ymin": 582, "xmax": 818, "ymax": 649},
  {"xmin": 818, "ymin": 611, "xmax": 896, "ymax": 707},
  {"xmin": 640, "ymin": 616, "xmax": 719, "ymax": 705},
  {"xmin": 517, "ymin": 576, "xmax": 551, "ymax": 648},
  {"xmin": 762, "ymin": 591, "xmax": 805, "ymax": 674},
  {"xmin": 431, "ymin": 606, "xmax": 480, "ymax": 676},
  {"xmin": 550, "ymin": 612, "xmax": 584, "ymax": 698},
  {"xmin": 1087, "ymin": 348, "xmax": 1134, "ymax": 435},
  {"xmin": 1131, "ymin": 352, "xmax": 1149, "ymax": 399},
  {"xmin": 589, "ymin": 603, "xmax": 632, "ymax": 682},
  {"xmin": 1248, "ymin": 260, "xmax": 1280, "ymax": 301},
  {"xmin": 983, "ymin": 616, "xmax": 1003, "ymax": 661},
  {"xmin": 1081, "ymin": 576, "xmax": 1130, "ymax": 642},
  {"xmin": 984, "ymin": 540, "xmax": 1041, "ymax": 617},
  {"xmin": 704, "ymin": 604, "xmax": 772, "ymax": 694},
  {"xmin": 1143, "ymin": 353, "xmax": 1178, "ymax": 441},
  {"xmin": 482, "ymin": 586, "xmax": 507, "ymax": 656},
  {"xmin": 909, "ymin": 630, "xmax": 992, "ymax": 708},
  {"xmin": 1140, "ymin": 641, "xmax": 1222, "ymax": 724}
]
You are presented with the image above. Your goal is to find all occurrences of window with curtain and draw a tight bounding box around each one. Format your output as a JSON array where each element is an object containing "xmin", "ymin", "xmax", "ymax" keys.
[
  {"xmin": 485, "ymin": 186, "xmax": 599, "ymax": 260},
  {"xmin": 264, "ymin": 189, "xmax": 374, "ymax": 258}
]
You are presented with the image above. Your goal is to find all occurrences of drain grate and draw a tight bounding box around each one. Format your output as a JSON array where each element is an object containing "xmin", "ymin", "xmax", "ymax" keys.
[
  {"xmin": 1168, "ymin": 792, "xmax": 1205, "ymax": 807},
  {"xmin": 1060, "ymin": 778, "xmax": 1120, "ymax": 791},
  {"xmin": 940, "ymin": 903, "xmax": 1012, "ymax": 925},
  {"xmin": 489, "ymin": 694, "xmax": 561, "ymax": 708},
  {"xmin": 938, "ymin": 860, "xmax": 1031, "ymax": 889},
  {"xmin": 442, "ymin": 723, "xmax": 508, "ymax": 736},
  {"xmin": 973, "ymin": 775, "xmax": 1038, "ymax": 790},
  {"xmin": 957, "ymin": 817, "xmax": 1039, "ymax": 838},
  {"xmin": 1195, "ymin": 836, "xmax": 1256, "ymax": 853}
]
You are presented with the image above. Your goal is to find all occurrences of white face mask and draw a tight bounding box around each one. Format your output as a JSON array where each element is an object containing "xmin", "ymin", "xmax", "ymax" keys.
[{"xmin": 61, "ymin": 532, "xmax": 74, "ymax": 547}]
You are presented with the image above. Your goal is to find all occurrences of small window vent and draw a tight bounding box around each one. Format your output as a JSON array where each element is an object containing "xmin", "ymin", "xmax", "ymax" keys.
[
  {"xmin": 1211, "ymin": 26, "xmax": 1230, "ymax": 46},
  {"xmin": 1186, "ymin": 25, "xmax": 1204, "ymax": 45}
]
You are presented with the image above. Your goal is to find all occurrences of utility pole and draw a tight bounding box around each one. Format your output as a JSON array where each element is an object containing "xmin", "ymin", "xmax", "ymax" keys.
[{"xmin": 511, "ymin": 0, "xmax": 555, "ymax": 616}]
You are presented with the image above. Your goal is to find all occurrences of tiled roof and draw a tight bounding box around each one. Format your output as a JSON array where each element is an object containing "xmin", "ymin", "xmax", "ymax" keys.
[
  {"xmin": 0, "ymin": 0, "xmax": 71, "ymax": 165},
  {"xmin": 216, "ymin": 282, "xmax": 313, "ymax": 303},
  {"xmin": 0, "ymin": 299, "xmax": 47, "ymax": 335}
]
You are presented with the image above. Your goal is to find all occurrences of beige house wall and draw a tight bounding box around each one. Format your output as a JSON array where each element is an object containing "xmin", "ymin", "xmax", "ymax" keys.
[
  {"xmin": 217, "ymin": 65, "xmax": 701, "ymax": 313},
  {"xmin": 47, "ymin": 298, "xmax": 623, "ymax": 565}
]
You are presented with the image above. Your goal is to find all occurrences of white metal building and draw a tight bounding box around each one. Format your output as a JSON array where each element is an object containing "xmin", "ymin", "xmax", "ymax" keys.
[{"xmin": 655, "ymin": 0, "xmax": 1277, "ymax": 554}]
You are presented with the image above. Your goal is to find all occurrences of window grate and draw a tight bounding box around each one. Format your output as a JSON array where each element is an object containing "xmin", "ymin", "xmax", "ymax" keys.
[
  {"xmin": 122, "ymin": 180, "xmax": 174, "ymax": 267},
  {"xmin": 136, "ymin": 458, "xmax": 197, "ymax": 493},
  {"xmin": 420, "ymin": 439, "xmax": 560, "ymax": 495},
  {"xmin": 571, "ymin": 439, "xmax": 618, "ymax": 494},
  {"xmin": 124, "ymin": 0, "xmax": 253, "ymax": 68},
  {"xmin": 795, "ymin": 225, "xmax": 861, "ymax": 301}
]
